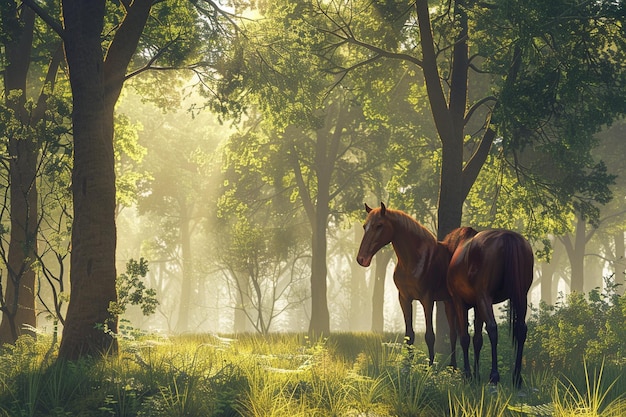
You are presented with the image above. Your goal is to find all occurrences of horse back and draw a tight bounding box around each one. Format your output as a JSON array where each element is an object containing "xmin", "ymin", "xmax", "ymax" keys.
[{"xmin": 447, "ymin": 229, "xmax": 533, "ymax": 305}]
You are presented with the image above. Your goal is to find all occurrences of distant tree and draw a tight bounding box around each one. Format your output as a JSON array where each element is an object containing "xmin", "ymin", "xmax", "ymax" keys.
[
  {"xmin": 210, "ymin": 1, "xmax": 403, "ymax": 337},
  {"xmin": 217, "ymin": 117, "xmax": 311, "ymax": 334},
  {"xmin": 126, "ymin": 92, "xmax": 227, "ymax": 333},
  {"xmin": 594, "ymin": 120, "xmax": 626, "ymax": 295},
  {"xmin": 216, "ymin": 210, "xmax": 310, "ymax": 335},
  {"xmin": 371, "ymin": 247, "xmax": 393, "ymax": 333}
]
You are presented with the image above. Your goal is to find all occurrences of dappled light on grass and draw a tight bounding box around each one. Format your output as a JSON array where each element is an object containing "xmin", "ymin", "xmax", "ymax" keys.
[{"xmin": 0, "ymin": 331, "xmax": 624, "ymax": 416}]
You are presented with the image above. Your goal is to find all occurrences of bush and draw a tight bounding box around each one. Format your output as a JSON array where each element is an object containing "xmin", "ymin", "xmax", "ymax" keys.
[{"xmin": 525, "ymin": 276, "xmax": 626, "ymax": 370}]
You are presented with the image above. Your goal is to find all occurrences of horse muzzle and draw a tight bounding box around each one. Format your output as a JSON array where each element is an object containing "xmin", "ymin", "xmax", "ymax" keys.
[{"xmin": 356, "ymin": 254, "xmax": 372, "ymax": 267}]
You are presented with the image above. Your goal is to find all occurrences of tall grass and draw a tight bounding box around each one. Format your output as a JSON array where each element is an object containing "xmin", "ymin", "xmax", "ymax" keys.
[
  {"xmin": 553, "ymin": 361, "xmax": 626, "ymax": 417},
  {"xmin": 0, "ymin": 331, "xmax": 624, "ymax": 416},
  {"xmin": 448, "ymin": 385, "xmax": 511, "ymax": 417}
]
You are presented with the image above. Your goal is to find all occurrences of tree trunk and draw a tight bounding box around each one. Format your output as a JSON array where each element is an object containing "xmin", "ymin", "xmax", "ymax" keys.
[
  {"xmin": 349, "ymin": 225, "xmax": 366, "ymax": 331},
  {"xmin": 540, "ymin": 262, "xmax": 554, "ymax": 305},
  {"xmin": 371, "ymin": 248, "xmax": 392, "ymax": 333},
  {"xmin": 308, "ymin": 203, "xmax": 330, "ymax": 336},
  {"xmin": 0, "ymin": 5, "xmax": 38, "ymax": 344},
  {"xmin": 58, "ymin": 0, "xmax": 118, "ymax": 359},
  {"xmin": 584, "ymin": 247, "xmax": 603, "ymax": 294},
  {"xmin": 295, "ymin": 101, "xmax": 350, "ymax": 338},
  {"xmin": 562, "ymin": 216, "xmax": 587, "ymax": 293},
  {"xmin": 56, "ymin": 0, "xmax": 153, "ymax": 360},
  {"xmin": 176, "ymin": 202, "xmax": 193, "ymax": 332},
  {"xmin": 233, "ymin": 271, "xmax": 250, "ymax": 333},
  {"xmin": 613, "ymin": 231, "xmax": 625, "ymax": 295},
  {"xmin": 540, "ymin": 239, "xmax": 563, "ymax": 305},
  {"xmin": 2, "ymin": 128, "xmax": 38, "ymax": 344}
]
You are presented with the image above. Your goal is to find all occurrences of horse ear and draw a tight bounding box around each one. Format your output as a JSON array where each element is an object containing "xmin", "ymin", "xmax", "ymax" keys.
[
  {"xmin": 365, "ymin": 203, "xmax": 372, "ymax": 213},
  {"xmin": 380, "ymin": 202, "xmax": 386, "ymax": 216}
]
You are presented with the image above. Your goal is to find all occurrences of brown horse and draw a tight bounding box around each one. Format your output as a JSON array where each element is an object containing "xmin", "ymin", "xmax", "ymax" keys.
[
  {"xmin": 356, "ymin": 202, "xmax": 456, "ymax": 366},
  {"xmin": 444, "ymin": 227, "xmax": 533, "ymax": 387}
]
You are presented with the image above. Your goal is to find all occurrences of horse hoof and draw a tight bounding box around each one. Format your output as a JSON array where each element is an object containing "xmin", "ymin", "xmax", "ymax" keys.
[{"xmin": 489, "ymin": 372, "xmax": 500, "ymax": 385}]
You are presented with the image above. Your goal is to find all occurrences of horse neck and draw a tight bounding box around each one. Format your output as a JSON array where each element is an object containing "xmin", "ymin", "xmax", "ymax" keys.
[{"xmin": 390, "ymin": 219, "xmax": 436, "ymax": 267}]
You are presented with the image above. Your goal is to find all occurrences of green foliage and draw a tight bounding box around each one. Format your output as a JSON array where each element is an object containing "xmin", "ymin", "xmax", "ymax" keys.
[
  {"xmin": 110, "ymin": 258, "xmax": 159, "ymax": 319},
  {"xmin": 525, "ymin": 276, "xmax": 626, "ymax": 370},
  {"xmin": 114, "ymin": 113, "xmax": 150, "ymax": 208},
  {"xmin": 465, "ymin": 153, "xmax": 573, "ymax": 252},
  {"xmin": 552, "ymin": 361, "xmax": 626, "ymax": 417},
  {"xmin": 481, "ymin": 0, "xmax": 626, "ymax": 225}
]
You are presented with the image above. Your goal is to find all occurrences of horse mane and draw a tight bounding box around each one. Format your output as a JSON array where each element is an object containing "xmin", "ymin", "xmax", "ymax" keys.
[
  {"xmin": 386, "ymin": 208, "xmax": 437, "ymax": 243},
  {"xmin": 442, "ymin": 226, "xmax": 479, "ymax": 254}
]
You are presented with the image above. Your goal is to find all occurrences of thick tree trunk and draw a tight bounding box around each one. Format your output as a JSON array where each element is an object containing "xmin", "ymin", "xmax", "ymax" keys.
[
  {"xmin": 0, "ymin": 5, "xmax": 38, "ymax": 344},
  {"xmin": 584, "ymin": 249, "xmax": 603, "ymax": 294},
  {"xmin": 540, "ymin": 239, "xmax": 563, "ymax": 304},
  {"xmin": 297, "ymin": 102, "xmax": 350, "ymax": 338},
  {"xmin": 540, "ymin": 262, "xmax": 555, "ymax": 305},
  {"xmin": 57, "ymin": 0, "xmax": 153, "ymax": 360},
  {"xmin": 58, "ymin": 0, "xmax": 118, "ymax": 359},
  {"xmin": 349, "ymin": 258, "xmax": 366, "ymax": 330}
]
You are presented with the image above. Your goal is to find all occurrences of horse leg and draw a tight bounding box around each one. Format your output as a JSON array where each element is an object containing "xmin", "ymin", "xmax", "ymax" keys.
[
  {"xmin": 420, "ymin": 298, "xmax": 435, "ymax": 365},
  {"xmin": 399, "ymin": 293, "xmax": 415, "ymax": 345},
  {"xmin": 478, "ymin": 299, "xmax": 499, "ymax": 384},
  {"xmin": 472, "ymin": 311, "xmax": 484, "ymax": 382},
  {"xmin": 444, "ymin": 300, "xmax": 457, "ymax": 369},
  {"xmin": 455, "ymin": 303, "xmax": 471, "ymax": 379},
  {"xmin": 513, "ymin": 316, "xmax": 528, "ymax": 388}
]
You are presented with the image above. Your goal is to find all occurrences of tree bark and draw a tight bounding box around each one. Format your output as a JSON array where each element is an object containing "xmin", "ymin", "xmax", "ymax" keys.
[
  {"xmin": 57, "ymin": 0, "xmax": 118, "ymax": 359},
  {"xmin": 233, "ymin": 270, "xmax": 250, "ymax": 333},
  {"xmin": 291, "ymin": 99, "xmax": 350, "ymax": 337},
  {"xmin": 58, "ymin": 0, "xmax": 153, "ymax": 359}
]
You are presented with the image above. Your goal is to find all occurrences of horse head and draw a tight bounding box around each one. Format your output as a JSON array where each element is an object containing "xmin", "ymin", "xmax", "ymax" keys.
[{"xmin": 357, "ymin": 202, "xmax": 394, "ymax": 267}]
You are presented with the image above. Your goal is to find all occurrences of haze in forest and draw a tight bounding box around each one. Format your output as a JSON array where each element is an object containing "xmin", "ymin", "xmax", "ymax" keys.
[{"xmin": 2, "ymin": 0, "xmax": 625, "ymax": 351}]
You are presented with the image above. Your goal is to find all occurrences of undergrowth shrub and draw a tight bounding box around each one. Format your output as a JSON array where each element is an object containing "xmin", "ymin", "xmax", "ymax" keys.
[{"xmin": 525, "ymin": 276, "xmax": 626, "ymax": 371}]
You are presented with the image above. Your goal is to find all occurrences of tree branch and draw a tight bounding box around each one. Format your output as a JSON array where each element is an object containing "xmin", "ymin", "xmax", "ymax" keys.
[{"xmin": 21, "ymin": 0, "xmax": 64, "ymax": 39}]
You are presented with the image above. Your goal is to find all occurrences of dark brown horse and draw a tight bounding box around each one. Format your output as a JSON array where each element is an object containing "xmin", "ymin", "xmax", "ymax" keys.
[
  {"xmin": 444, "ymin": 227, "xmax": 533, "ymax": 387},
  {"xmin": 356, "ymin": 202, "xmax": 456, "ymax": 366}
]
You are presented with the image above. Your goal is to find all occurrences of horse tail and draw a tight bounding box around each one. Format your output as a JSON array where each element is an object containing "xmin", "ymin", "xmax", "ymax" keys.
[{"xmin": 502, "ymin": 233, "xmax": 533, "ymax": 354}]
